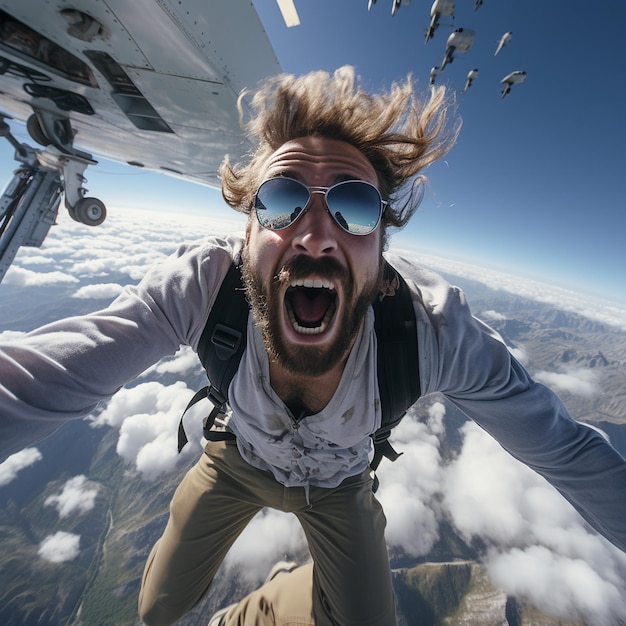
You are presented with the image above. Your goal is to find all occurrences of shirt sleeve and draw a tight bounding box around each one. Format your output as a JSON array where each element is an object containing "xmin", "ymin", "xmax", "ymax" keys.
[
  {"xmin": 0, "ymin": 236, "xmax": 240, "ymax": 461},
  {"xmin": 390, "ymin": 254, "xmax": 626, "ymax": 553}
]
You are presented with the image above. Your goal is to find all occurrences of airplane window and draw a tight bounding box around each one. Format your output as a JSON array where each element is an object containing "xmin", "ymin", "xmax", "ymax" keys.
[{"xmin": 0, "ymin": 10, "xmax": 96, "ymax": 87}]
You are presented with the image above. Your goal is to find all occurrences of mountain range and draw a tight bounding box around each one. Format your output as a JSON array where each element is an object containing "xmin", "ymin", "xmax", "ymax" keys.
[{"xmin": 1, "ymin": 262, "xmax": 625, "ymax": 626}]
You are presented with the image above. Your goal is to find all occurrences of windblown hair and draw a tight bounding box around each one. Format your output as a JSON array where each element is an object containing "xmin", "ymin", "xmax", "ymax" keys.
[{"xmin": 219, "ymin": 65, "xmax": 460, "ymax": 230}]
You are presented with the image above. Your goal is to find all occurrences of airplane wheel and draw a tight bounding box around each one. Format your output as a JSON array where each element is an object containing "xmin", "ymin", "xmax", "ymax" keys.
[
  {"xmin": 73, "ymin": 197, "xmax": 106, "ymax": 226},
  {"xmin": 26, "ymin": 114, "xmax": 51, "ymax": 146}
]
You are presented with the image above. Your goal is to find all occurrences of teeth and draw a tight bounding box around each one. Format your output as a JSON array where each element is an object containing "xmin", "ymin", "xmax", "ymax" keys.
[
  {"xmin": 287, "ymin": 299, "xmax": 336, "ymax": 335},
  {"xmin": 290, "ymin": 278, "xmax": 335, "ymax": 290}
]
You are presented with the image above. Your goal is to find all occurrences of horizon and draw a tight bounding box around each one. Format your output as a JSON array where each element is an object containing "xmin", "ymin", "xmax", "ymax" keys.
[
  {"xmin": 2, "ymin": 205, "xmax": 625, "ymax": 332},
  {"xmin": 1, "ymin": 1, "xmax": 625, "ymax": 308}
]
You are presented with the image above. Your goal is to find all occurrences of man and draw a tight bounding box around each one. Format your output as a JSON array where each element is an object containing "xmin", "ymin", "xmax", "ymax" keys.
[{"xmin": 1, "ymin": 66, "xmax": 625, "ymax": 626}]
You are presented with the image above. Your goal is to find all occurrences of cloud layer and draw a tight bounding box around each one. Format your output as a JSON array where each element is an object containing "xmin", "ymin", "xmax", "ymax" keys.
[
  {"xmin": 397, "ymin": 248, "xmax": 626, "ymax": 331},
  {"xmin": 2, "ymin": 208, "xmax": 625, "ymax": 622}
]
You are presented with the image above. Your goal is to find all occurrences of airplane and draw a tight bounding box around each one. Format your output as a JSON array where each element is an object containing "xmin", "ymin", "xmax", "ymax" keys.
[
  {"xmin": 0, "ymin": 1, "xmax": 282, "ymax": 283},
  {"xmin": 500, "ymin": 70, "xmax": 527, "ymax": 99},
  {"xmin": 439, "ymin": 28, "xmax": 475, "ymax": 71},
  {"xmin": 495, "ymin": 31, "xmax": 513, "ymax": 56},
  {"xmin": 461, "ymin": 69, "xmax": 478, "ymax": 93},
  {"xmin": 425, "ymin": 0, "xmax": 455, "ymax": 45}
]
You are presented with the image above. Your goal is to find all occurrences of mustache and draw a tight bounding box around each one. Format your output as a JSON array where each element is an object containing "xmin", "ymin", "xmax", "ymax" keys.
[{"xmin": 275, "ymin": 255, "xmax": 349, "ymax": 286}]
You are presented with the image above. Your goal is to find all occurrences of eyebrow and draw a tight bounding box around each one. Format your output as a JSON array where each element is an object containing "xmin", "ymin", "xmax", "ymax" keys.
[{"xmin": 267, "ymin": 171, "xmax": 366, "ymax": 185}]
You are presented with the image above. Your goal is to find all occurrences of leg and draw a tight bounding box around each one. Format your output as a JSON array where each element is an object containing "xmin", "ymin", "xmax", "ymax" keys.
[
  {"xmin": 217, "ymin": 563, "xmax": 315, "ymax": 626},
  {"xmin": 215, "ymin": 470, "xmax": 395, "ymax": 626},
  {"xmin": 301, "ymin": 470, "xmax": 396, "ymax": 626},
  {"xmin": 138, "ymin": 441, "xmax": 265, "ymax": 626}
]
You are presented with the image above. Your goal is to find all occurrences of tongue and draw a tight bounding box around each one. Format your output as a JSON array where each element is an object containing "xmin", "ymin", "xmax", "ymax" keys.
[{"xmin": 290, "ymin": 289, "xmax": 332, "ymax": 325}]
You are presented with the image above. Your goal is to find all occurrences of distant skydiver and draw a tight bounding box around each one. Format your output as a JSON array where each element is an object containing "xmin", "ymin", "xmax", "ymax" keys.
[
  {"xmin": 425, "ymin": 0, "xmax": 455, "ymax": 44},
  {"xmin": 430, "ymin": 66, "xmax": 441, "ymax": 86},
  {"xmin": 495, "ymin": 31, "xmax": 513, "ymax": 56},
  {"xmin": 501, "ymin": 70, "xmax": 526, "ymax": 98},
  {"xmin": 462, "ymin": 68, "xmax": 478, "ymax": 92},
  {"xmin": 440, "ymin": 27, "xmax": 475, "ymax": 70}
]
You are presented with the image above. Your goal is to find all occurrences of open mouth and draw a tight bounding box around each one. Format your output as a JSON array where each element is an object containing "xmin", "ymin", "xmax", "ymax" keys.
[{"xmin": 285, "ymin": 278, "xmax": 337, "ymax": 335}]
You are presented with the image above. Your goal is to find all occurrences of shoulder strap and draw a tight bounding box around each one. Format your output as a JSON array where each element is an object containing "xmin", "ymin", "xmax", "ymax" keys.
[
  {"xmin": 177, "ymin": 259, "xmax": 248, "ymax": 452},
  {"xmin": 369, "ymin": 261, "xmax": 420, "ymax": 489},
  {"xmin": 197, "ymin": 258, "xmax": 248, "ymax": 404}
]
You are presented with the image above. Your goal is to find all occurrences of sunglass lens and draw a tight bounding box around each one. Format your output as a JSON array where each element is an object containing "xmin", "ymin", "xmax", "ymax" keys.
[
  {"xmin": 255, "ymin": 178, "xmax": 309, "ymax": 230},
  {"xmin": 327, "ymin": 182, "xmax": 382, "ymax": 234}
]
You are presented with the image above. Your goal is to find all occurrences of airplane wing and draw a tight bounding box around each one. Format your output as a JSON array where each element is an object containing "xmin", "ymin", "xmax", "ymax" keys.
[
  {"xmin": 0, "ymin": 0, "xmax": 281, "ymax": 187},
  {"xmin": 0, "ymin": 0, "xmax": 281, "ymax": 282}
]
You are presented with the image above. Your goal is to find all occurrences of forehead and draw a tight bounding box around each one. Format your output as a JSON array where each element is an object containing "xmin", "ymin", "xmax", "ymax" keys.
[{"xmin": 260, "ymin": 136, "xmax": 378, "ymax": 186}]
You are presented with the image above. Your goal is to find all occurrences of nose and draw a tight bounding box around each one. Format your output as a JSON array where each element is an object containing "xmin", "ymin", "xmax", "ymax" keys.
[{"xmin": 290, "ymin": 195, "xmax": 339, "ymax": 257}]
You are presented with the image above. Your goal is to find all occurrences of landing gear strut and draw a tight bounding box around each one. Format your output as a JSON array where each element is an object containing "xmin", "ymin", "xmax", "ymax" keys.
[{"xmin": 0, "ymin": 114, "xmax": 106, "ymax": 283}]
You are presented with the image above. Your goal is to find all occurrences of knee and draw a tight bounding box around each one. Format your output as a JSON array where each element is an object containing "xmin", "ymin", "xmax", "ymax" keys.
[
  {"xmin": 138, "ymin": 581, "xmax": 182, "ymax": 626},
  {"xmin": 138, "ymin": 598, "xmax": 179, "ymax": 626}
]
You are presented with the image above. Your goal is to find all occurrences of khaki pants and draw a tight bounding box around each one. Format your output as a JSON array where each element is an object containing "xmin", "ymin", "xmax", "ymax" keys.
[{"xmin": 138, "ymin": 440, "xmax": 396, "ymax": 626}]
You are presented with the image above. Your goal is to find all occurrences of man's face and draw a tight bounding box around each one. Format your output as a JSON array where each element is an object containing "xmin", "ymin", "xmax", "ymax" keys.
[{"xmin": 242, "ymin": 136, "xmax": 384, "ymax": 377}]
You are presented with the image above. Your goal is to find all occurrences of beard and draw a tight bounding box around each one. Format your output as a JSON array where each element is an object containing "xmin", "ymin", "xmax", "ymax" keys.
[{"xmin": 241, "ymin": 249, "xmax": 382, "ymax": 377}]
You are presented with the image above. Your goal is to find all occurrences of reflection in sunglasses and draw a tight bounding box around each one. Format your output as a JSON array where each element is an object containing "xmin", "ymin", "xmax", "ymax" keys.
[{"xmin": 254, "ymin": 177, "xmax": 385, "ymax": 236}]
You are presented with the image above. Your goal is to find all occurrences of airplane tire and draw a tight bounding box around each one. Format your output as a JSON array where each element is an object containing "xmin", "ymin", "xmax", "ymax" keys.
[{"xmin": 73, "ymin": 197, "xmax": 106, "ymax": 226}]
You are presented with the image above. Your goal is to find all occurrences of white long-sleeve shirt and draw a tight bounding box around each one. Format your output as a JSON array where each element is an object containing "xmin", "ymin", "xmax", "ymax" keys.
[{"xmin": 1, "ymin": 236, "xmax": 626, "ymax": 551}]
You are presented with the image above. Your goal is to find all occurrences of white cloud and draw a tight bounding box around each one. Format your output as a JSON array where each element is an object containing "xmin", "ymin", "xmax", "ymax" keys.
[
  {"xmin": 224, "ymin": 510, "xmax": 307, "ymax": 583},
  {"xmin": 376, "ymin": 405, "xmax": 445, "ymax": 557},
  {"xmin": 91, "ymin": 380, "xmax": 203, "ymax": 479},
  {"xmin": 487, "ymin": 546, "xmax": 626, "ymax": 625},
  {"xmin": 0, "ymin": 329, "xmax": 26, "ymax": 341},
  {"xmin": 3, "ymin": 266, "xmax": 79, "ymax": 287},
  {"xmin": 442, "ymin": 421, "xmax": 626, "ymax": 624},
  {"xmin": 140, "ymin": 346, "xmax": 202, "ymax": 377},
  {"xmin": 508, "ymin": 345, "xmax": 530, "ymax": 365},
  {"xmin": 426, "ymin": 401, "xmax": 445, "ymax": 436},
  {"xmin": 44, "ymin": 475, "xmax": 99, "ymax": 518},
  {"xmin": 534, "ymin": 367, "xmax": 601, "ymax": 398},
  {"xmin": 69, "ymin": 252, "xmax": 159, "ymax": 279},
  {"xmin": 37, "ymin": 531, "xmax": 81, "ymax": 563},
  {"xmin": 444, "ymin": 422, "xmax": 534, "ymax": 544},
  {"xmin": 396, "ymin": 248, "xmax": 626, "ymax": 331},
  {"xmin": 13, "ymin": 253, "xmax": 57, "ymax": 266},
  {"xmin": 71, "ymin": 283, "xmax": 125, "ymax": 299},
  {"xmin": 0, "ymin": 447, "xmax": 42, "ymax": 486},
  {"xmin": 481, "ymin": 309, "xmax": 507, "ymax": 321},
  {"xmin": 8, "ymin": 208, "xmax": 219, "ymax": 288}
]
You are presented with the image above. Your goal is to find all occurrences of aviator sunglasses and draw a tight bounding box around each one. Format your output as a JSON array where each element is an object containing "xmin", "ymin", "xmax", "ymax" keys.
[{"xmin": 254, "ymin": 177, "xmax": 387, "ymax": 236}]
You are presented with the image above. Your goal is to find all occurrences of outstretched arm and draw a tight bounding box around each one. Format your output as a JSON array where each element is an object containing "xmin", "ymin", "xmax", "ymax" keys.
[
  {"xmin": 0, "ymin": 237, "xmax": 239, "ymax": 461},
  {"xmin": 394, "ymin": 255, "xmax": 626, "ymax": 553}
]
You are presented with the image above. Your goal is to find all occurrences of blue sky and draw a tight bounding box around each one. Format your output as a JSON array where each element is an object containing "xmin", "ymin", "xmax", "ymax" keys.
[
  {"xmin": 1, "ymin": 0, "xmax": 624, "ymax": 305},
  {"xmin": 250, "ymin": 0, "xmax": 626, "ymax": 304}
]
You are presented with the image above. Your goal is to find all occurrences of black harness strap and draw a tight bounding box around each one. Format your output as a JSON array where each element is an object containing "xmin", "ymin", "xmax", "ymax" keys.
[
  {"xmin": 177, "ymin": 260, "xmax": 248, "ymax": 452},
  {"xmin": 178, "ymin": 258, "xmax": 421, "ymax": 493},
  {"xmin": 370, "ymin": 262, "xmax": 420, "ymax": 490}
]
